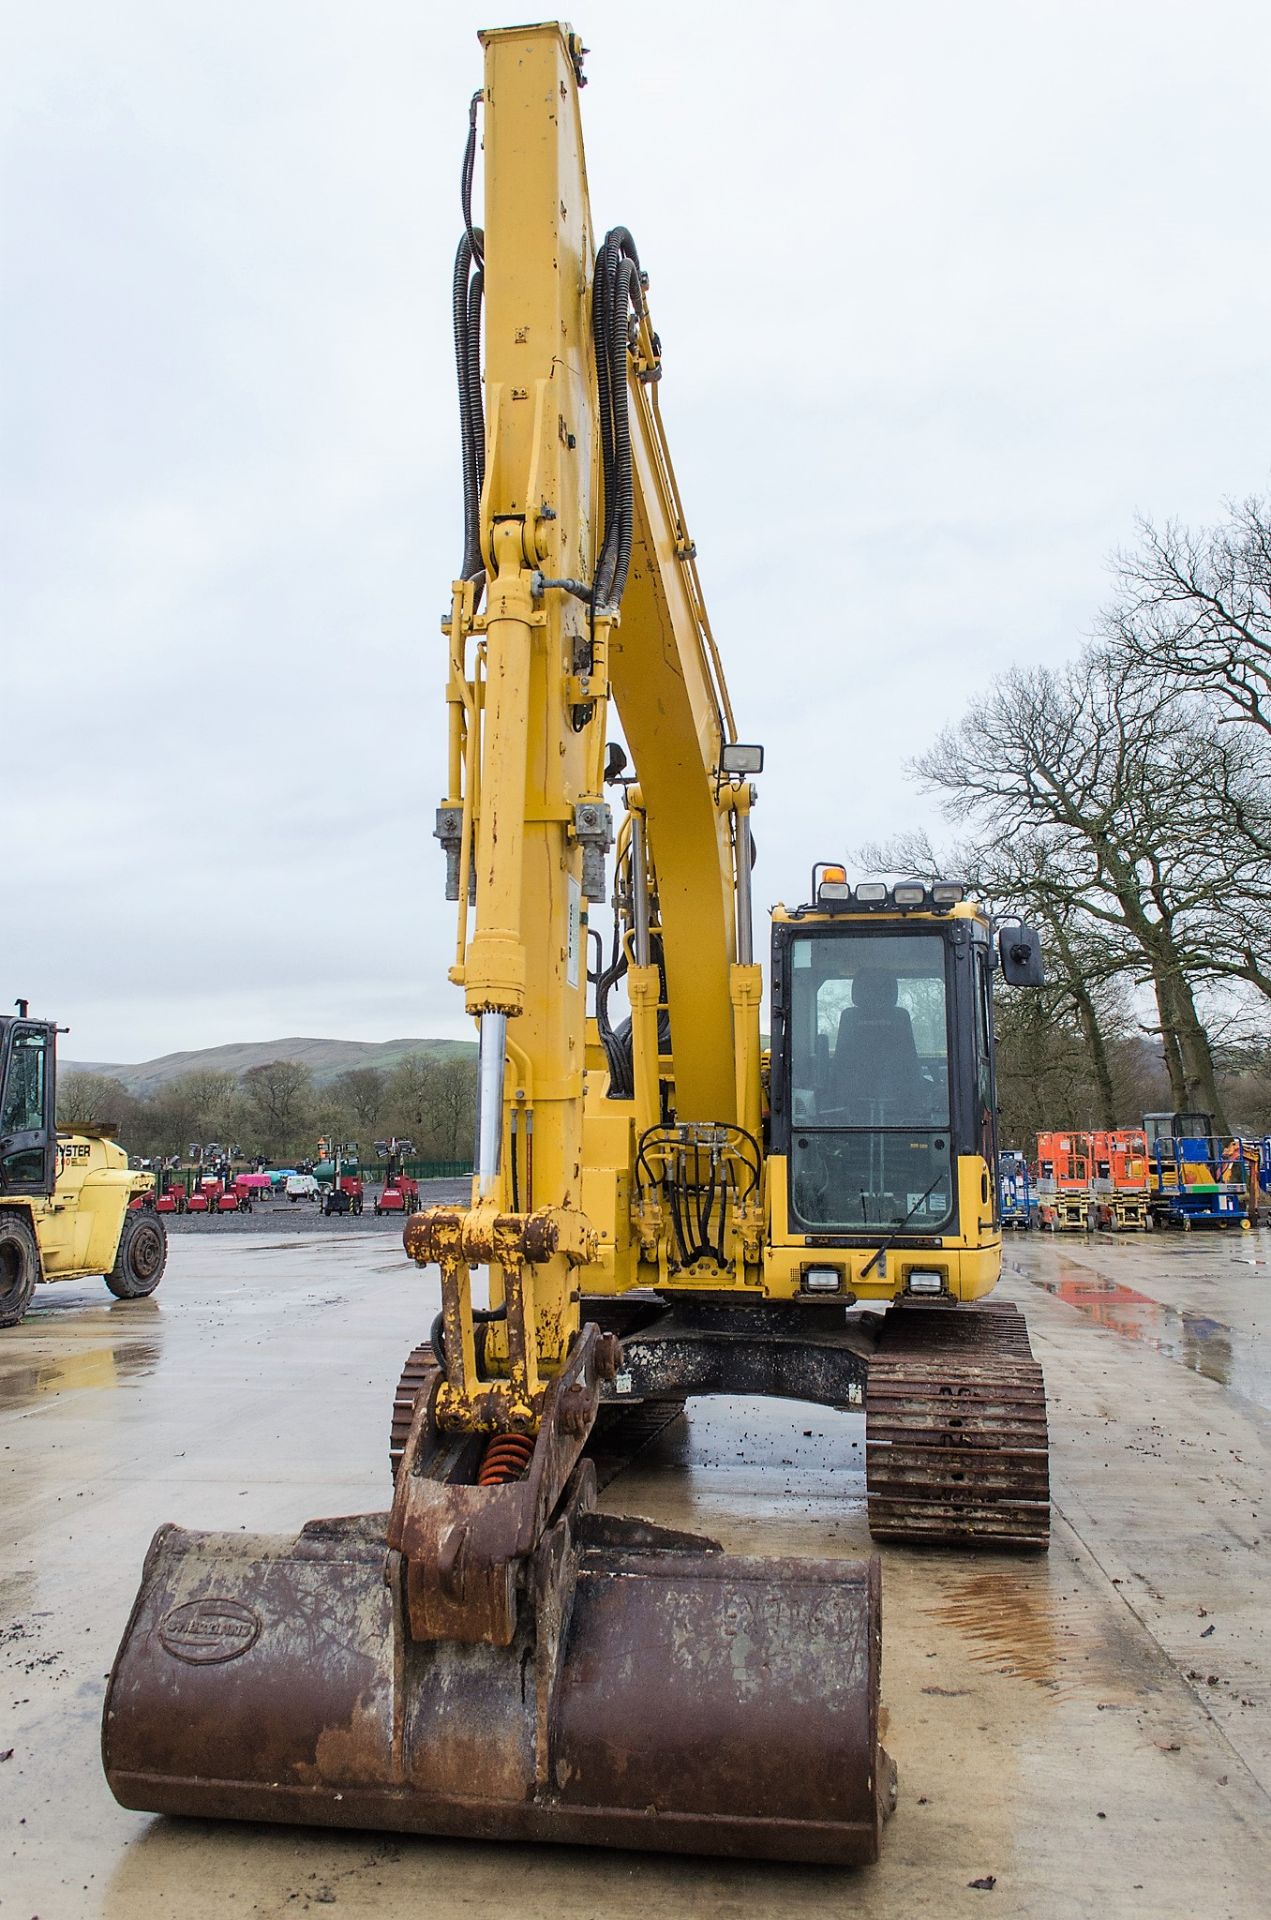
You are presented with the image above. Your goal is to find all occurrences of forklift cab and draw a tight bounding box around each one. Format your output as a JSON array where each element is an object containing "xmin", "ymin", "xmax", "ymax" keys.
[
  {"xmin": 1144, "ymin": 1111, "xmax": 1213, "ymax": 1147},
  {"xmin": 0, "ymin": 1014, "xmax": 58, "ymax": 1197},
  {"xmin": 1144, "ymin": 1111, "xmax": 1217, "ymax": 1172}
]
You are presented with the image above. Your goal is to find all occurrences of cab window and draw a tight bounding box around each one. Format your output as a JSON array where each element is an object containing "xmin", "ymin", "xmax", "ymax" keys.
[{"xmin": 1, "ymin": 1030, "xmax": 48, "ymax": 1137}]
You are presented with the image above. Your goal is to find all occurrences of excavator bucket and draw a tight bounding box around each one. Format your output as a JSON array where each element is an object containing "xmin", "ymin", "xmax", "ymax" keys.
[
  {"xmin": 103, "ymin": 1506, "xmax": 889, "ymax": 1865},
  {"xmin": 104, "ymin": 1331, "xmax": 893, "ymax": 1866}
]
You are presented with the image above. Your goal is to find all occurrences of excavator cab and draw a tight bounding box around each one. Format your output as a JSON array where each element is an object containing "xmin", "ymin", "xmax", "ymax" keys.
[{"xmin": 772, "ymin": 878, "xmax": 997, "ymax": 1248}]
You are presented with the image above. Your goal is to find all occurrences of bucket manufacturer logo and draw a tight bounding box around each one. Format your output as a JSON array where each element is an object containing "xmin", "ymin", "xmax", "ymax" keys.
[{"xmin": 158, "ymin": 1599, "xmax": 261, "ymax": 1665}]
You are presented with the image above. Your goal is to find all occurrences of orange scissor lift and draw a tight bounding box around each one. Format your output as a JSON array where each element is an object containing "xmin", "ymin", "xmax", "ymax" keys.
[
  {"xmin": 1035, "ymin": 1132, "xmax": 1094, "ymax": 1231},
  {"xmin": 1090, "ymin": 1129, "xmax": 1151, "ymax": 1231}
]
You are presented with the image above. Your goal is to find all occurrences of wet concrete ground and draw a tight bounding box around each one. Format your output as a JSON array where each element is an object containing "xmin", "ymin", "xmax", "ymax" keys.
[{"xmin": 2, "ymin": 1220, "xmax": 1269, "ymax": 1918}]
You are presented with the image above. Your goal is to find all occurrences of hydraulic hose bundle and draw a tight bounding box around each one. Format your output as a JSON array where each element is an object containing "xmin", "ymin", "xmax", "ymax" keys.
[
  {"xmin": 453, "ymin": 101, "xmax": 644, "ymax": 626},
  {"xmin": 591, "ymin": 226, "xmax": 643, "ymax": 613},
  {"xmin": 454, "ymin": 91, "xmax": 486, "ymax": 584}
]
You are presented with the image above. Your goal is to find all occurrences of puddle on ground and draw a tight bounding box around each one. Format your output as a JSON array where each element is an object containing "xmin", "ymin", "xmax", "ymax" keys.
[
  {"xmin": 923, "ymin": 1565, "xmax": 1117, "ymax": 1698},
  {"xmin": 1032, "ymin": 1273, "xmax": 1269, "ymax": 1409},
  {"xmin": 0, "ymin": 1341, "xmax": 162, "ymax": 1410}
]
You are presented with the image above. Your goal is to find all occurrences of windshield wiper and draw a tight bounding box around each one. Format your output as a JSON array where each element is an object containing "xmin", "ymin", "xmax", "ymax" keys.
[{"xmin": 860, "ymin": 1175, "xmax": 944, "ymax": 1280}]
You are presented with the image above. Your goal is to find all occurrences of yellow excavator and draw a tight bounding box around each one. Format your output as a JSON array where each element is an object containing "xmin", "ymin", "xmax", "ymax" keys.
[
  {"xmin": 104, "ymin": 23, "xmax": 1047, "ymax": 1867},
  {"xmin": 1, "ymin": 1004, "xmax": 166, "ymax": 1328}
]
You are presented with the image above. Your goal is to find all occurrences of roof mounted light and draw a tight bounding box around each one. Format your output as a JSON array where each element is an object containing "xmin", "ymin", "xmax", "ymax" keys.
[
  {"xmin": 854, "ymin": 882, "xmax": 887, "ymax": 904},
  {"xmin": 931, "ymin": 882, "xmax": 966, "ymax": 907},
  {"xmin": 817, "ymin": 862, "xmax": 851, "ymax": 902},
  {"xmin": 892, "ymin": 883, "xmax": 928, "ymax": 907}
]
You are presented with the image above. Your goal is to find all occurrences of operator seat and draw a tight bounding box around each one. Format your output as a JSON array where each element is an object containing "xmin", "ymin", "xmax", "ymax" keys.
[{"xmin": 834, "ymin": 970, "xmax": 927, "ymax": 1120}]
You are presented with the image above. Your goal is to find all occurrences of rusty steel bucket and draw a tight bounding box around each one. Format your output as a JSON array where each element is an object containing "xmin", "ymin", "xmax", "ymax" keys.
[{"xmin": 103, "ymin": 1498, "xmax": 892, "ymax": 1865}]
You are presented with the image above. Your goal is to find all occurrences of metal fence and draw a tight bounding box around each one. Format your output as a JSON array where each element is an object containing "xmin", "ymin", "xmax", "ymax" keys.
[{"xmin": 368, "ymin": 1161, "xmax": 473, "ymax": 1183}]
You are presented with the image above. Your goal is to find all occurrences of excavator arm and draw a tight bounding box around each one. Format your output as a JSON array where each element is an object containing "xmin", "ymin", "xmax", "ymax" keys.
[{"xmin": 415, "ymin": 20, "xmax": 762, "ymax": 1428}]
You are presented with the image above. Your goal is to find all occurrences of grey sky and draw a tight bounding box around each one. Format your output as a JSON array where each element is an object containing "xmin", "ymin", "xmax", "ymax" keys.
[{"xmin": 5, "ymin": 1, "xmax": 1269, "ymax": 1060}]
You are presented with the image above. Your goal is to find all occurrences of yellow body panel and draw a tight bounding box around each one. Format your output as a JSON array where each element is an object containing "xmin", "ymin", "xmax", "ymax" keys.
[{"xmin": 1, "ymin": 1132, "xmax": 150, "ymax": 1282}]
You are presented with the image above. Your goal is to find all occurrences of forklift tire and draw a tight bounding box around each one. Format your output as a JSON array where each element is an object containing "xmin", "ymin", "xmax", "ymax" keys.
[
  {"xmin": 0, "ymin": 1214, "xmax": 39, "ymax": 1328},
  {"xmin": 106, "ymin": 1211, "xmax": 168, "ymax": 1300}
]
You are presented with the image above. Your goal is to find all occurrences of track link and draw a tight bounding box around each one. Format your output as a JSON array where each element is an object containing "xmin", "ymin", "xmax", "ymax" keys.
[
  {"xmin": 865, "ymin": 1302, "xmax": 1049, "ymax": 1550},
  {"xmin": 389, "ymin": 1341, "xmax": 437, "ymax": 1482},
  {"xmin": 585, "ymin": 1398, "xmax": 688, "ymax": 1491}
]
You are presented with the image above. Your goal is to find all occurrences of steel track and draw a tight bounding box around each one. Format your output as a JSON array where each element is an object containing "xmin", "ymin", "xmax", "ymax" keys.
[{"xmin": 865, "ymin": 1301, "xmax": 1050, "ymax": 1549}]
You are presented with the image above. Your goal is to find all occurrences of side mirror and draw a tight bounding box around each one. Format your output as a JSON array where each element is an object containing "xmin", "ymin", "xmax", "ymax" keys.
[{"xmin": 998, "ymin": 922, "xmax": 1045, "ymax": 987}]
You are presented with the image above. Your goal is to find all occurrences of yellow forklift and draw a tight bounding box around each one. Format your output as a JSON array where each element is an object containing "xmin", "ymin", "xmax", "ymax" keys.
[{"xmin": 0, "ymin": 1003, "xmax": 166, "ymax": 1328}]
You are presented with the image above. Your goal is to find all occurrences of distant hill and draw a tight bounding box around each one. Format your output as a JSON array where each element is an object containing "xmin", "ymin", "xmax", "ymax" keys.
[{"xmin": 64, "ymin": 1035, "xmax": 475, "ymax": 1096}]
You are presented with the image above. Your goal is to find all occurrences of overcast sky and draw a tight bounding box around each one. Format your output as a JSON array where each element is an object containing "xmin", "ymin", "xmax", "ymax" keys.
[{"xmin": 5, "ymin": 0, "xmax": 1270, "ymax": 1062}]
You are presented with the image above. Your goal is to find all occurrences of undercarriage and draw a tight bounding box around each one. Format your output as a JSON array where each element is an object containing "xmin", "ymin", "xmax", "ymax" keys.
[{"xmin": 393, "ymin": 1293, "xmax": 1051, "ymax": 1549}]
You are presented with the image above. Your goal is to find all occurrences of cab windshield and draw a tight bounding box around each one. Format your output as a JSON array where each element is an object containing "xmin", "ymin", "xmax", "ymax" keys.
[{"xmin": 787, "ymin": 930, "xmax": 954, "ymax": 1232}]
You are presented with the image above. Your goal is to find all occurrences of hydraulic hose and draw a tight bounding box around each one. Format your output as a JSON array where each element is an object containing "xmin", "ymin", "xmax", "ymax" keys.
[
  {"xmin": 454, "ymin": 92, "xmax": 486, "ymax": 584},
  {"xmin": 592, "ymin": 227, "xmax": 644, "ymax": 614}
]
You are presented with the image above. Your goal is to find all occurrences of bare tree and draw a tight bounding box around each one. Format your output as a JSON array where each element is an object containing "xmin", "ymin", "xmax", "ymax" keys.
[
  {"xmin": 915, "ymin": 652, "xmax": 1236, "ymax": 1126},
  {"xmin": 57, "ymin": 1072, "xmax": 134, "ymax": 1130},
  {"xmin": 860, "ymin": 826, "xmax": 1137, "ymax": 1130},
  {"xmin": 242, "ymin": 1060, "xmax": 315, "ymax": 1155},
  {"xmin": 144, "ymin": 1069, "xmax": 244, "ymax": 1156},
  {"xmin": 1106, "ymin": 495, "xmax": 1271, "ymax": 733},
  {"xmin": 432, "ymin": 1057, "xmax": 477, "ymax": 1163},
  {"xmin": 329, "ymin": 1068, "xmax": 387, "ymax": 1134},
  {"xmin": 387, "ymin": 1054, "xmax": 440, "ymax": 1145}
]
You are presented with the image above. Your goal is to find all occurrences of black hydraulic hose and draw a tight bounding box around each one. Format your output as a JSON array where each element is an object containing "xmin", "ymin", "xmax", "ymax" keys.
[
  {"xmin": 607, "ymin": 253, "xmax": 639, "ymax": 607},
  {"xmin": 430, "ymin": 1309, "xmax": 448, "ymax": 1374},
  {"xmin": 592, "ymin": 243, "xmax": 616, "ymax": 539},
  {"xmin": 431, "ymin": 1301, "xmax": 508, "ymax": 1379},
  {"xmin": 453, "ymin": 234, "xmax": 483, "ymax": 581},
  {"xmin": 592, "ymin": 227, "xmax": 643, "ymax": 613},
  {"xmin": 461, "ymin": 91, "xmax": 484, "ymax": 267},
  {"xmin": 465, "ymin": 264, "xmax": 485, "ymax": 492},
  {"xmin": 454, "ymin": 92, "xmax": 486, "ymax": 584},
  {"xmin": 596, "ymin": 914, "xmax": 634, "ymax": 1098}
]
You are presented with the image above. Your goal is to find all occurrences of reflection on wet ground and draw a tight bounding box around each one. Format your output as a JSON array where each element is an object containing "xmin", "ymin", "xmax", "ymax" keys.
[
  {"xmin": 923, "ymin": 1563, "xmax": 1119, "ymax": 1699},
  {"xmin": 0, "ymin": 1341, "xmax": 162, "ymax": 1411},
  {"xmin": 1029, "ymin": 1270, "xmax": 1269, "ymax": 1408},
  {"xmin": 3, "ymin": 1229, "xmax": 1270, "ymax": 1918}
]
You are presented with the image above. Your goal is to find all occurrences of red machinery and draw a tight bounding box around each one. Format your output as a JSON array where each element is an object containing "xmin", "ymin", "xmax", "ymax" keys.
[
  {"xmin": 375, "ymin": 1171, "xmax": 419, "ymax": 1216},
  {"xmin": 186, "ymin": 1177, "xmax": 224, "ymax": 1214},
  {"xmin": 153, "ymin": 1168, "xmax": 187, "ymax": 1215},
  {"xmin": 322, "ymin": 1173, "xmax": 364, "ymax": 1217},
  {"xmin": 372, "ymin": 1137, "xmax": 418, "ymax": 1216},
  {"xmin": 216, "ymin": 1179, "xmax": 254, "ymax": 1213}
]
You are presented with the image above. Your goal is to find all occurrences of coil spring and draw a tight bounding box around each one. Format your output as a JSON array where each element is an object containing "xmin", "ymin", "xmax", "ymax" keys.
[{"xmin": 477, "ymin": 1432, "xmax": 535, "ymax": 1487}]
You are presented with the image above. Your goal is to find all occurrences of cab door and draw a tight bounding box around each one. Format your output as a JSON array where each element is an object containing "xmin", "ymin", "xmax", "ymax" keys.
[
  {"xmin": 0, "ymin": 1024, "xmax": 57, "ymax": 1197},
  {"xmin": 972, "ymin": 940, "xmax": 1000, "ymax": 1227}
]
